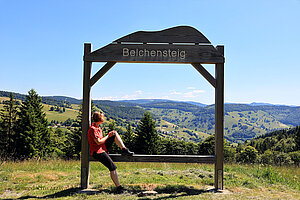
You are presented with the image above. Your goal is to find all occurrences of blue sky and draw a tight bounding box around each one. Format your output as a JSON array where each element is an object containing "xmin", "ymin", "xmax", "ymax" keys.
[{"xmin": 0, "ymin": 0, "xmax": 299, "ymax": 106}]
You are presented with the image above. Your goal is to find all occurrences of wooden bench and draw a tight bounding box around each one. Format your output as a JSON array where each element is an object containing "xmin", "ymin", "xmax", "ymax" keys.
[{"xmin": 89, "ymin": 154, "xmax": 216, "ymax": 163}]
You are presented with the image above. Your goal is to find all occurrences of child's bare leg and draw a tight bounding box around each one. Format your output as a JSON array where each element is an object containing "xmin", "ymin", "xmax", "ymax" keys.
[
  {"xmin": 110, "ymin": 170, "xmax": 121, "ymax": 187},
  {"xmin": 114, "ymin": 132, "xmax": 126, "ymax": 149}
]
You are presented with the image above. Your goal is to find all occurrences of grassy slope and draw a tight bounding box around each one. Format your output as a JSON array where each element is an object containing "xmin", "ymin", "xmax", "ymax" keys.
[
  {"xmin": 1, "ymin": 97, "xmax": 79, "ymax": 123},
  {"xmin": 42, "ymin": 103, "xmax": 79, "ymax": 123},
  {"xmin": 157, "ymin": 119, "xmax": 210, "ymax": 141},
  {"xmin": 150, "ymin": 107, "xmax": 292, "ymax": 143},
  {"xmin": 0, "ymin": 160, "xmax": 299, "ymax": 199}
]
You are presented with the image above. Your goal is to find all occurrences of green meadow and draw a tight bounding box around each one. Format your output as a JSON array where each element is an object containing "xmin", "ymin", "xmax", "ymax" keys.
[{"xmin": 1, "ymin": 160, "xmax": 299, "ymax": 199}]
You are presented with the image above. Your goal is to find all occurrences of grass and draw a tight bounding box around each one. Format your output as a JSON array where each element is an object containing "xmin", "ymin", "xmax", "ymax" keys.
[
  {"xmin": 42, "ymin": 104, "xmax": 79, "ymax": 122},
  {"xmin": 0, "ymin": 160, "xmax": 299, "ymax": 199},
  {"xmin": 0, "ymin": 97, "xmax": 79, "ymax": 123}
]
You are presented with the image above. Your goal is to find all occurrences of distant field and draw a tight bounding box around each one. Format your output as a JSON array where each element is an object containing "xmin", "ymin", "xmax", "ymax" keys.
[
  {"xmin": 0, "ymin": 97, "xmax": 21, "ymax": 110},
  {"xmin": 1, "ymin": 97, "xmax": 79, "ymax": 123},
  {"xmin": 0, "ymin": 160, "xmax": 299, "ymax": 199},
  {"xmin": 157, "ymin": 119, "xmax": 210, "ymax": 141},
  {"xmin": 42, "ymin": 104, "xmax": 79, "ymax": 122}
]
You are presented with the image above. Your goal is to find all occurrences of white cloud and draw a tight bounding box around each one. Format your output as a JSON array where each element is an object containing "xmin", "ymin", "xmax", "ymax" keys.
[
  {"xmin": 170, "ymin": 90, "xmax": 181, "ymax": 95},
  {"xmin": 121, "ymin": 94, "xmax": 138, "ymax": 99},
  {"xmin": 183, "ymin": 91, "xmax": 196, "ymax": 98},
  {"xmin": 95, "ymin": 96, "xmax": 118, "ymax": 100},
  {"xmin": 193, "ymin": 90, "xmax": 205, "ymax": 94},
  {"xmin": 135, "ymin": 90, "xmax": 143, "ymax": 95},
  {"xmin": 183, "ymin": 90, "xmax": 205, "ymax": 98}
]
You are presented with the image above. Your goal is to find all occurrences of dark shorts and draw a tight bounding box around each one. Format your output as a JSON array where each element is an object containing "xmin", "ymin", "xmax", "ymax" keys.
[{"xmin": 92, "ymin": 136, "xmax": 117, "ymax": 171}]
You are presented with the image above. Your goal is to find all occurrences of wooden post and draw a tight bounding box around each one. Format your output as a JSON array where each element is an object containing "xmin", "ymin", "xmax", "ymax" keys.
[
  {"xmin": 214, "ymin": 45, "xmax": 224, "ymax": 190},
  {"xmin": 81, "ymin": 43, "xmax": 92, "ymax": 189}
]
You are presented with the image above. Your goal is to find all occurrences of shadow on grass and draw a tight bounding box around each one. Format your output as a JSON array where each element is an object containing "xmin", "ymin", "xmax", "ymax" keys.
[
  {"xmin": 3, "ymin": 185, "xmax": 213, "ymax": 199},
  {"xmin": 7, "ymin": 188, "xmax": 80, "ymax": 199},
  {"xmin": 145, "ymin": 185, "xmax": 212, "ymax": 200}
]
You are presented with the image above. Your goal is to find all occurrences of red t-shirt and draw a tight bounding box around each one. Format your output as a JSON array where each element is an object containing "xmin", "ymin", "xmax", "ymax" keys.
[{"xmin": 88, "ymin": 123, "xmax": 107, "ymax": 155}]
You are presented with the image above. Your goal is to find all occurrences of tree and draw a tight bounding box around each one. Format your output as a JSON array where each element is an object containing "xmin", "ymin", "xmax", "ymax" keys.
[
  {"xmin": 274, "ymin": 152, "xmax": 293, "ymax": 166},
  {"xmin": 50, "ymin": 128, "xmax": 67, "ymax": 158},
  {"xmin": 123, "ymin": 123, "xmax": 136, "ymax": 151},
  {"xmin": 63, "ymin": 101, "xmax": 96, "ymax": 159},
  {"xmin": 0, "ymin": 93, "xmax": 18, "ymax": 158},
  {"xmin": 261, "ymin": 149, "xmax": 274, "ymax": 164},
  {"xmin": 236, "ymin": 146, "xmax": 258, "ymax": 163},
  {"xmin": 135, "ymin": 112, "xmax": 159, "ymax": 154},
  {"xmin": 198, "ymin": 134, "xmax": 234, "ymax": 162},
  {"xmin": 295, "ymin": 126, "xmax": 300, "ymax": 151},
  {"xmin": 76, "ymin": 100, "xmax": 97, "ymax": 127},
  {"xmin": 108, "ymin": 120, "xmax": 117, "ymax": 132},
  {"xmin": 15, "ymin": 89, "xmax": 51, "ymax": 159},
  {"xmin": 198, "ymin": 134, "xmax": 215, "ymax": 155},
  {"xmin": 288, "ymin": 151, "xmax": 300, "ymax": 166}
]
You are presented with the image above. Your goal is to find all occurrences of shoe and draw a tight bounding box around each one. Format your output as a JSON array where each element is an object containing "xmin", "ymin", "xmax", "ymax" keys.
[
  {"xmin": 116, "ymin": 185, "xmax": 125, "ymax": 194},
  {"xmin": 121, "ymin": 148, "xmax": 134, "ymax": 156}
]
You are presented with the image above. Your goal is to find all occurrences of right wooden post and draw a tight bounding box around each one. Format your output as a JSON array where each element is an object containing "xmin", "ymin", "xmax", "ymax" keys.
[{"xmin": 215, "ymin": 45, "xmax": 224, "ymax": 190}]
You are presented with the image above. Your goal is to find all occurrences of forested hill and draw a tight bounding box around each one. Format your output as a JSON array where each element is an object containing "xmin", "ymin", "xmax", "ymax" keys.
[
  {"xmin": 239, "ymin": 126, "xmax": 300, "ymax": 165},
  {"xmin": 1, "ymin": 90, "xmax": 300, "ymax": 143}
]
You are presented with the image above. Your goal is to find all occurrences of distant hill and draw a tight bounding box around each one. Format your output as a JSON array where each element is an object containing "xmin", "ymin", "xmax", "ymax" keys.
[
  {"xmin": 120, "ymin": 99, "xmax": 175, "ymax": 104},
  {"xmin": 45, "ymin": 96, "xmax": 82, "ymax": 105},
  {"xmin": 1, "ymin": 90, "xmax": 300, "ymax": 144},
  {"xmin": 0, "ymin": 91, "xmax": 69, "ymax": 107},
  {"xmin": 120, "ymin": 99, "xmax": 207, "ymax": 107}
]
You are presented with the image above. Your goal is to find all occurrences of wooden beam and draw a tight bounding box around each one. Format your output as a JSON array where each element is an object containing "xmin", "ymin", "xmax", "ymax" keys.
[
  {"xmin": 90, "ymin": 62, "xmax": 116, "ymax": 87},
  {"xmin": 89, "ymin": 154, "xmax": 216, "ymax": 164},
  {"xmin": 81, "ymin": 43, "xmax": 92, "ymax": 189},
  {"xmin": 214, "ymin": 45, "xmax": 224, "ymax": 190},
  {"xmin": 191, "ymin": 63, "xmax": 216, "ymax": 88}
]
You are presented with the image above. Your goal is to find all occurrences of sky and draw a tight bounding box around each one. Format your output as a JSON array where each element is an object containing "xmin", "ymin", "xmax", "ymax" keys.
[{"xmin": 0, "ymin": 0, "xmax": 299, "ymax": 106}]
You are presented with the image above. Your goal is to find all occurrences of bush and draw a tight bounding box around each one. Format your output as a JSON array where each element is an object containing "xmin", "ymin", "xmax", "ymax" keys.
[
  {"xmin": 274, "ymin": 152, "xmax": 293, "ymax": 166},
  {"xmin": 236, "ymin": 146, "xmax": 258, "ymax": 163},
  {"xmin": 288, "ymin": 151, "xmax": 300, "ymax": 166},
  {"xmin": 260, "ymin": 150, "xmax": 274, "ymax": 164}
]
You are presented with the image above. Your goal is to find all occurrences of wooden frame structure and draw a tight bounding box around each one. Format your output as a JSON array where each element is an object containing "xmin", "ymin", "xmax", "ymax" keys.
[{"xmin": 81, "ymin": 26, "xmax": 225, "ymax": 190}]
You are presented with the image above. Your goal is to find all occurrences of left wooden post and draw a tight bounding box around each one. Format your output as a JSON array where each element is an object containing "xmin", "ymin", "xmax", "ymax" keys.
[{"xmin": 81, "ymin": 43, "xmax": 92, "ymax": 189}]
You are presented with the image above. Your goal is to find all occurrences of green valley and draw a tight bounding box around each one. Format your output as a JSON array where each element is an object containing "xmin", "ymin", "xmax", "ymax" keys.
[{"xmin": 1, "ymin": 91, "xmax": 299, "ymax": 144}]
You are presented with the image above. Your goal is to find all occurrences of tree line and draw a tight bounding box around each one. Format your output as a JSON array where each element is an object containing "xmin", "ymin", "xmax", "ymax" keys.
[
  {"xmin": 0, "ymin": 89, "xmax": 299, "ymax": 166},
  {"xmin": 0, "ymin": 90, "xmax": 81, "ymax": 160}
]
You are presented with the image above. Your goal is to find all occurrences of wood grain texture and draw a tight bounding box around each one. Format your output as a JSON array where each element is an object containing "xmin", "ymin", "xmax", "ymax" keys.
[
  {"xmin": 114, "ymin": 26, "xmax": 211, "ymax": 44},
  {"xmin": 81, "ymin": 43, "xmax": 92, "ymax": 189},
  {"xmin": 89, "ymin": 154, "xmax": 216, "ymax": 164},
  {"xmin": 85, "ymin": 44, "xmax": 224, "ymax": 64},
  {"xmin": 214, "ymin": 45, "xmax": 225, "ymax": 190}
]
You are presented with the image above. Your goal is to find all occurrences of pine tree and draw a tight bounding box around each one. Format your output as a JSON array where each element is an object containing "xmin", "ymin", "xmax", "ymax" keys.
[
  {"xmin": 15, "ymin": 89, "xmax": 51, "ymax": 159},
  {"xmin": 63, "ymin": 101, "xmax": 96, "ymax": 159},
  {"xmin": 50, "ymin": 128, "xmax": 68, "ymax": 158},
  {"xmin": 135, "ymin": 112, "xmax": 159, "ymax": 154},
  {"xmin": 295, "ymin": 126, "xmax": 300, "ymax": 151},
  {"xmin": 0, "ymin": 93, "xmax": 18, "ymax": 158},
  {"xmin": 123, "ymin": 123, "xmax": 136, "ymax": 151}
]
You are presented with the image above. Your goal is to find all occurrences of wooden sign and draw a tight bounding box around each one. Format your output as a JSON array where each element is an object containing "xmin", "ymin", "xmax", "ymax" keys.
[
  {"xmin": 85, "ymin": 43, "xmax": 224, "ymax": 64},
  {"xmin": 81, "ymin": 26, "xmax": 225, "ymax": 191},
  {"xmin": 84, "ymin": 26, "xmax": 224, "ymax": 64}
]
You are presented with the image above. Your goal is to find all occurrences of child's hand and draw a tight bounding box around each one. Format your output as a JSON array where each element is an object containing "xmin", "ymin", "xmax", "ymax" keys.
[{"xmin": 108, "ymin": 131, "xmax": 116, "ymax": 137}]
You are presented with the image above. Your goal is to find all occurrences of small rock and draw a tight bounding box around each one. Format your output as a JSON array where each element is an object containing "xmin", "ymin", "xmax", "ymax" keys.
[{"xmin": 138, "ymin": 190, "xmax": 158, "ymax": 197}]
